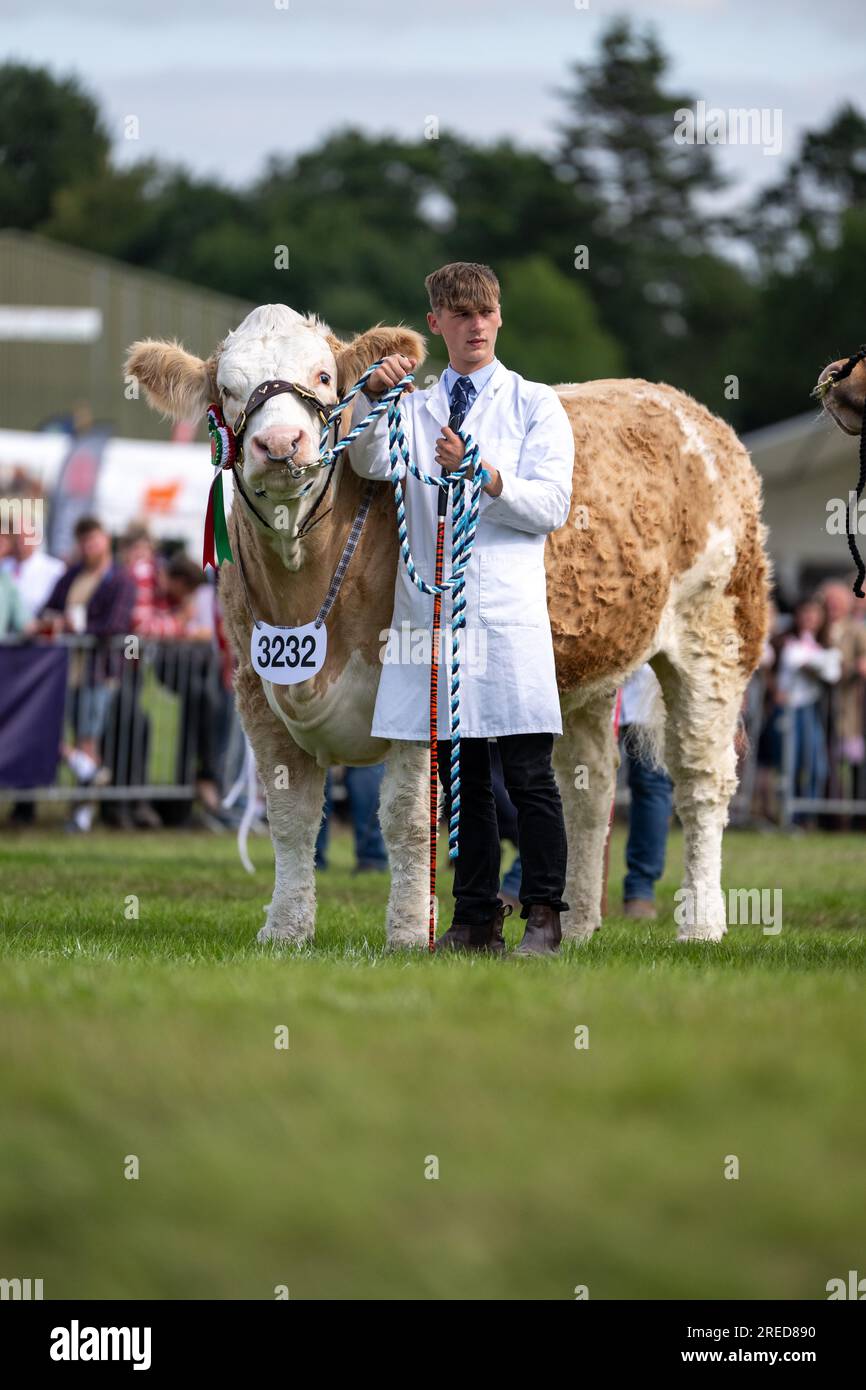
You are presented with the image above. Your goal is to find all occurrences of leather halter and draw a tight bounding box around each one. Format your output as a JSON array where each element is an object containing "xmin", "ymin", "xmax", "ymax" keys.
[
  {"xmin": 231, "ymin": 377, "xmax": 335, "ymax": 446},
  {"xmin": 228, "ymin": 377, "xmax": 342, "ymax": 540}
]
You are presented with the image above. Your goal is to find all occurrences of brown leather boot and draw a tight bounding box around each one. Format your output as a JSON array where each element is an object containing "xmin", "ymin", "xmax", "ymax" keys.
[
  {"xmin": 513, "ymin": 904, "xmax": 562, "ymax": 957},
  {"xmin": 434, "ymin": 901, "xmax": 512, "ymax": 955}
]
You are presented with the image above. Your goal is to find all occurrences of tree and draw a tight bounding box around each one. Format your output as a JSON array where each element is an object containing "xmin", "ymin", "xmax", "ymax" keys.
[
  {"xmin": 554, "ymin": 17, "xmax": 750, "ymax": 407},
  {"xmin": 736, "ymin": 207, "xmax": 866, "ymax": 431},
  {"xmin": 0, "ymin": 64, "xmax": 109, "ymax": 228},
  {"xmin": 496, "ymin": 256, "xmax": 623, "ymax": 384},
  {"xmin": 747, "ymin": 103, "xmax": 866, "ymax": 270}
]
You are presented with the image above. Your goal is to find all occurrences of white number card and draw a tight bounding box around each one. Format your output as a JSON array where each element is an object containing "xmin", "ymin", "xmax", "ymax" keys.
[{"xmin": 251, "ymin": 620, "xmax": 327, "ymax": 685}]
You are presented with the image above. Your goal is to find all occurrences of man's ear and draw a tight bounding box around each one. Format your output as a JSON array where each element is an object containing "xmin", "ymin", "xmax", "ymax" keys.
[
  {"xmin": 324, "ymin": 324, "xmax": 426, "ymax": 396},
  {"xmin": 124, "ymin": 339, "xmax": 221, "ymax": 421}
]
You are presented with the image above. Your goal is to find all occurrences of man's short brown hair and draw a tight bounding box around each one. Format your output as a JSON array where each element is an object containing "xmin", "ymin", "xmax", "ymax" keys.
[
  {"xmin": 73, "ymin": 515, "xmax": 104, "ymax": 541},
  {"xmin": 166, "ymin": 553, "xmax": 205, "ymax": 591},
  {"xmin": 425, "ymin": 262, "xmax": 501, "ymax": 313}
]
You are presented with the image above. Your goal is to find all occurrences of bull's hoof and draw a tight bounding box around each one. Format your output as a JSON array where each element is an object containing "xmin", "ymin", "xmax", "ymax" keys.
[
  {"xmin": 256, "ymin": 930, "xmax": 312, "ymax": 946},
  {"xmin": 256, "ymin": 901, "xmax": 315, "ymax": 946},
  {"xmin": 385, "ymin": 931, "xmax": 428, "ymax": 952},
  {"xmin": 676, "ymin": 924, "xmax": 727, "ymax": 943},
  {"xmin": 561, "ymin": 920, "xmax": 600, "ymax": 942},
  {"xmin": 257, "ymin": 916, "xmax": 314, "ymax": 946}
]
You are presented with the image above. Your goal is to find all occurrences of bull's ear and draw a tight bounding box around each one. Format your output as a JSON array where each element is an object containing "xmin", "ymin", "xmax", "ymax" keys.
[
  {"xmin": 124, "ymin": 339, "xmax": 220, "ymax": 421},
  {"xmin": 326, "ymin": 324, "xmax": 426, "ymax": 396}
]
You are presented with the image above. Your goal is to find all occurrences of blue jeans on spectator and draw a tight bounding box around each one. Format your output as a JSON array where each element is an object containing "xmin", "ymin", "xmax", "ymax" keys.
[
  {"xmin": 501, "ymin": 852, "xmax": 523, "ymax": 899},
  {"xmin": 494, "ymin": 734, "xmax": 674, "ymax": 906},
  {"xmin": 622, "ymin": 725, "xmax": 673, "ymax": 902},
  {"xmin": 790, "ymin": 701, "xmax": 828, "ymax": 815},
  {"xmin": 315, "ymin": 765, "xmax": 388, "ymax": 870},
  {"xmin": 347, "ymin": 764, "xmax": 388, "ymax": 868},
  {"xmin": 314, "ymin": 772, "xmax": 333, "ymax": 869}
]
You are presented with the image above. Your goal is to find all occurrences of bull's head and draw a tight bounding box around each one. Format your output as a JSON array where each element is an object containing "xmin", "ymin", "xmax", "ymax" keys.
[
  {"xmin": 126, "ymin": 303, "xmax": 425, "ymax": 511},
  {"xmin": 815, "ymin": 351, "xmax": 866, "ymax": 436}
]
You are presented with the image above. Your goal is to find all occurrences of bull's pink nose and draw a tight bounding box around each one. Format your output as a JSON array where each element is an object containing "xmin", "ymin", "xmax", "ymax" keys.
[{"xmin": 252, "ymin": 428, "xmax": 304, "ymax": 458}]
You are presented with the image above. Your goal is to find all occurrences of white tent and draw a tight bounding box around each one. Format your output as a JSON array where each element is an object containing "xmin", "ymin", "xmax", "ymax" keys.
[{"xmin": 0, "ymin": 428, "xmax": 231, "ymax": 559}]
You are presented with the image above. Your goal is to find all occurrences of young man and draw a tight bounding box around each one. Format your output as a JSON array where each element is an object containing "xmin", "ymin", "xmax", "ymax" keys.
[{"xmin": 348, "ymin": 262, "xmax": 574, "ymax": 955}]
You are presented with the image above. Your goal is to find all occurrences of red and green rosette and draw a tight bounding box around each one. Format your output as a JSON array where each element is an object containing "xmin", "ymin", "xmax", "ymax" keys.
[{"xmin": 203, "ymin": 404, "xmax": 236, "ymax": 570}]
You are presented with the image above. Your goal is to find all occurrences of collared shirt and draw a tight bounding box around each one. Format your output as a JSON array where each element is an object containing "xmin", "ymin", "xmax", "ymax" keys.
[
  {"xmin": 1, "ymin": 550, "xmax": 65, "ymax": 620},
  {"xmin": 442, "ymin": 357, "xmax": 499, "ymax": 416}
]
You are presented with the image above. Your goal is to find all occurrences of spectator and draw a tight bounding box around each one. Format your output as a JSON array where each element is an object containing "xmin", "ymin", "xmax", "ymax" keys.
[
  {"xmin": 619, "ymin": 665, "xmax": 674, "ymax": 919},
  {"xmin": 121, "ymin": 523, "xmax": 161, "ymax": 635},
  {"xmin": 152, "ymin": 554, "xmax": 225, "ymax": 828},
  {"xmin": 98, "ymin": 525, "xmax": 161, "ymax": 830},
  {"xmin": 315, "ymin": 764, "xmax": 389, "ymax": 873},
  {"xmin": 776, "ymin": 596, "xmax": 842, "ymax": 824},
  {"xmin": 0, "ymin": 524, "xmax": 64, "ymax": 622},
  {"xmin": 0, "ymin": 533, "xmax": 28, "ymax": 636},
  {"xmin": 753, "ymin": 600, "xmax": 784, "ymax": 824},
  {"xmin": 821, "ymin": 581, "xmax": 866, "ymax": 791},
  {"xmin": 37, "ymin": 516, "xmax": 135, "ymax": 833},
  {"xmin": 2, "ymin": 525, "xmax": 60, "ymax": 824}
]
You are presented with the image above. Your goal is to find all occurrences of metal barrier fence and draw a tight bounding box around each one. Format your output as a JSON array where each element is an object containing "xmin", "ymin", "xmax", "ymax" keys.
[
  {"xmin": 0, "ymin": 635, "xmax": 242, "ymax": 809},
  {"xmin": 778, "ymin": 682, "xmax": 866, "ymax": 827},
  {"xmin": 3, "ymin": 638, "xmax": 864, "ymax": 830},
  {"xmin": 612, "ymin": 669, "xmax": 866, "ymax": 829}
]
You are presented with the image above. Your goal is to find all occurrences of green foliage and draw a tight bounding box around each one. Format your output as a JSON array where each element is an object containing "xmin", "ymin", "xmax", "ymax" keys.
[
  {"xmin": 747, "ymin": 102, "xmax": 866, "ymax": 270},
  {"xmin": 1, "ymin": 19, "xmax": 864, "ymax": 429},
  {"xmin": 736, "ymin": 208, "xmax": 866, "ymax": 431},
  {"xmin": 497, "ymin": 256, "xmax": 623, "ymax": 383},
  {"xmin": 0, "ymin": 62, "xmax": 110, "ymax": 228}
]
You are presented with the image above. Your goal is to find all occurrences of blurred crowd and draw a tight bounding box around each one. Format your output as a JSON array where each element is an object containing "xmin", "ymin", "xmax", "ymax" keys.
[
  {"xmin": 752, "ymin": 579, "xmax": 866, "ymax": 826},
  {"xmin": 0, "ymin": 512, "xmax": 235, "ymax": 832}
]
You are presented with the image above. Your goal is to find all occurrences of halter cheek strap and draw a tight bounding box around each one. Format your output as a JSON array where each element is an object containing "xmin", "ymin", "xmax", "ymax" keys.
[{"xmin": 232, "ymin": 378, "xmax": 334, "ymax": 450}]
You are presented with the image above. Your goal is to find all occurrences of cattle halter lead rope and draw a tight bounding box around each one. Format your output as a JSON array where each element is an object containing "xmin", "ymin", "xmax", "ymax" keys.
[
  {"xmin": 308, "ymin": 360, "xmax": 492, "ymax": 870},
  {"xmin": 812, "ymin": 346, "xmax": 866, "ymax": 597},
  {"xmin": 380, "ymin": 377, "xmax": 491, "ymax": 858}
]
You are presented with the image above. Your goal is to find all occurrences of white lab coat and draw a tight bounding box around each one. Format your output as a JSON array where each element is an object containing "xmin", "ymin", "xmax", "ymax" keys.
[{"xmin": 348, "ymin": 361, "xmax": 574, "ymax": 739}]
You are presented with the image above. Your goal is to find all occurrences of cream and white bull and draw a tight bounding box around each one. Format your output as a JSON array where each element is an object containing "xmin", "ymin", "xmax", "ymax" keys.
[{"xmin": 127, "ymin": 304, "xmax": 770, "ymax": 947}]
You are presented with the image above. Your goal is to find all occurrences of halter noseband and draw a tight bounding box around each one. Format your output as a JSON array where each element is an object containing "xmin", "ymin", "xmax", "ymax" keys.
[
  {"xmin": 230, "ymin": 377, "xmax": 337, "ymax": 473},
  {"xmin": 231, "ymin": 376, "xmax": 343, "ymax": 534}
]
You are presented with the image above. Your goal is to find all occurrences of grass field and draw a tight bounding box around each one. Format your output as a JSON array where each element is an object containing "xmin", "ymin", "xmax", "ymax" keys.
[{"xmin": 1, "ymin": 822, "xmax": 865, "ymax": 1301}]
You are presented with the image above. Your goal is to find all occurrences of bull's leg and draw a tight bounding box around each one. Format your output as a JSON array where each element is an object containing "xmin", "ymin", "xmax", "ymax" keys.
[
  {"xmin": 650, "ymin": 616, "xmax": 743, "ymax": 943},
  {"xmin": 377, "ymin": 739, "xmax": 430, "ymax": 949},
  {"xmin": 234, "ymin": 667, "xmax": 325, "ymax": 945},
  {"xmin": 553, "ymin": 688, "xmax": 619, "ymax": 940}
]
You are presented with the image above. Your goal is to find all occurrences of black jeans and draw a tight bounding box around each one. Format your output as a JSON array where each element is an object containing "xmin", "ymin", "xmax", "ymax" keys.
[{"xmin": 437, "ymin": 734, "xmax": 569, "ymax": 925}]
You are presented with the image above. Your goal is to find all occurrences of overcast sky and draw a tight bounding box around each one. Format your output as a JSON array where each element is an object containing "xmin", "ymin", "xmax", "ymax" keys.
[{"xmin": 2, "ymin": 0, "xmax": 864, "ymax": 200}]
